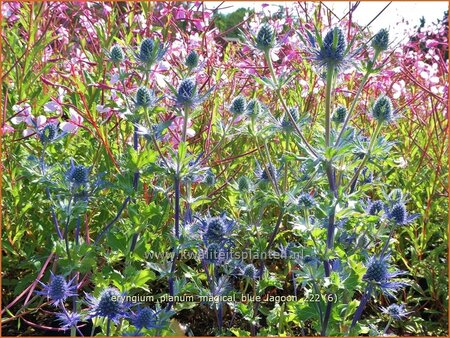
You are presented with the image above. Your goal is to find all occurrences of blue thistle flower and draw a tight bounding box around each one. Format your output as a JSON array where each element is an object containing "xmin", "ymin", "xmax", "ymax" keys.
[
  {"xmin": 185, "ymin": 50, "xmax": 199, "ymax": 70},
  {"xmin": 86, "ymin": 287, "xmax": 128, "ymax": 323},
  {"xmin": 131, "ymin": 307, "xmax": 163, "ymax": 330},
  {"xmin": 367, "ymin": 200, "xmax": 384, "ymax": 215},
  {"xmin": 246, "ymin": 99, "xmax": 262, "ymax": 118},
  {"xmin": 36, "ymin": 272, "xmax": 77, "ymax": 306},
  {"xmin": 66, "ymin": 159, "xmax": 90, "ymax": 186},
  {"xmin": 55, "ymin": 311, "xmax": 81, "ymax": 330},
  {"xmin": 172, "ymin": 77, "xmax": 212, "ymax": 110},
  {"xmin": 372, "ymin": 28, "xmax": 389, "ymax": 52},
  {"xmin": 40, "ymin": 123, "xmax": 59, "ymax": 144},
  {"xmin": 312, "ymin": 27, "xmax": 349, "ymax": 70},
  {"xmin": 332, "ymin": 106, "xmax": 347, "ymax": 124},
  {"xmin": 135, "ymin": 38, "xmax": 167, "ymax": 68},
  {"xmin": 255, "ymin": 23, "xmax": 276, "ymax": 52},
  {"xmin": 388, "ymin": 202, "xmax": 419, "ymax": 226},
  {"xmin": 372, "ymin": 95, "xmax": 393, "ymax": 124},
  {"xmin": 230, "ymin": 96, "xmax": 247, "ymax": 115},
  {"xmin": 380, "ymin": 303, "xmax": 410, "ymax": 320},
  {"xmin": 242, "ymin": 264, "xmax": 257, "ymax": 279},
  {"xmin": 204, "ymin": 169, "xmax": 215, "ymax": 186},
  {"xmin": 108, "ymin": 45, "xmax": 125, "ymax": 64},
  {"xmin": 135, "ymin": 86, "xmax": 156, "ymax": 109},
  {"xmin": 280, "ymin": 107, "xmax": 300, "ymax": 133},
  {"xmin": 237, "ymin": 176, "xmax": 252, "ymax": 192},
  {"xmin": 198, "ymin": 213, "xmax": 236, "ymax": 246},
  {"xmin": 363, "ymin": 255, "xmax": 407, "ymax": 297},
  {"xmin": 297, "ymin": 193, "xmax": 315, "ymax": 210},
  {"xmin": 255, "ymin": 163, "xmax": 279, "ymax": 182}
]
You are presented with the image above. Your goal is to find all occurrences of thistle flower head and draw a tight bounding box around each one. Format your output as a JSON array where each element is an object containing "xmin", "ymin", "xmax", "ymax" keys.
[
  {"xmin": 36, "ymin": 272, "xmax": 77, "ymax": 306},
  {"xmin": 135, "ymin": 86, "xmax": 156, "ymax": 109},
  {"xmin": 389, "ymin": 202, "xmax": 407, "ymax": 224},
  {"xmin": 380, "ymin": 303, "xmax": 410, "ymax": 320},
  {"xmin": 131, "ymin": 307, "xmax": 161, "ymax": 330},
  {"xmin": 297, "ymin": 193, "xmax": 315, "ymax": 210},
  {"xmin": 363, "ymin": 255, "xmax": 407, "ymax": 297},
  {"xmin": 135, "ymin": 38, "xmax": 167, "ymax": 68},
  {"xmin": 387, "ymin": 202, "xmax": 419, "ymax": 226},
  {"xmin": 199, "ymin": 213, "xmax": 236, "ymax": 244},
  {"xmin": 255, "ymin": 23, "xmax": 276, "ymax": 52},
  {"xmin": 86, "ymin": 287, "xmax": 128, "ymax": 323},
  {"xmin": 321, "ymin": 27, "xmax": 346, "ymax": 61},
  {"xmin": 67, "ymin": 159, "xmax": 90, "ymax": 186},
  {"xmin": 372, "ymin": 95, "xmax": 393, "ymax": 124},
  {"xmin": 140, "ymin": 38, "xmax": 154, "ymax": 62},
  {"xmin": 171, "ymin": 77, "xmax": 212, "ymax": 110},
  {"xmin": 367, "ymin": 200, "xmax": 384, "ymax": 215},
  {"xmin": 55, "ymin": 311, "xmax": 81, "ymax": 330},
  {"xmin": 332, "ymin": 106, "xmax": 347, "ymax": 124},
  {"xmin": 204, "ymin": 169, "xmax": 215, "ymax": 186},
  {"xmin": 230, "ymin": 96, "xmax": 247, "ymax": 115},
  {"xmin": 185, "ymin": 50, "xmax": 199, "ymax": 70},
  {"xmin": 40, "ymin": 123, "xmax": 59, "ymax": 144},
  {"xmin": 255, "ymin": 163, "xmax": 279, "ymax": 182},
  {"xmin": 242, "ymin": 264, "xmax": 257, "ymax": 279},
  {"xmin": 237, "ymin": 176, "xmax": 252, "ymax": 192},
  {"xmin": 109, "ymin": 44, "xmax": 125, "ymax": 64},
  {"xmin": 305, "ymin": 26, "xmax": 357, "ymax": 72},
  {"xmin": 246, "ymin": 99, "xmax": 262, "ymax": 118},
  {"xmin": 280, "ymin": 107, "xmax": 300, "ymax": 133},
  {"xmin": 372, "ymin": 28, "xmax": 389, "ymax": 52}
]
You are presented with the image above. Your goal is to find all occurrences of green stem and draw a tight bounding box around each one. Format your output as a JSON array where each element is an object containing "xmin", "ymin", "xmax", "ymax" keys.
[
  {"xmin": 345, "ymin": 122, "xmax": 383, "ymax": 192},
  {"xmin": 283, "ymin": 133, "xmax": 289, "ymax": 193},
  {"xmin": 383, "ymin": 318, "xmax": 393, "ymax": 335},
  {"xmin": 325, "ymin": 65, "xmax": 335, "ymax": 147},
  {"xmin": 264, "ymin": 51, "xmax": 318, "ymax": 158},
  {"xmin": 182, "ymin": 107, "xmax": 191, "ymax": 143},
  {"xmin": 335, "ymin": 51, "xmax": 380, "ymax": 146}
]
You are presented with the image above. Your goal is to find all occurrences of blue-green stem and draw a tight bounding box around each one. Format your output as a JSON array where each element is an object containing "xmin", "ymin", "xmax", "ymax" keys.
[
  {"xmin": 335, "ymin": 50, "xmax": 380, "ymax": 146},
  {"xmin": 264, "ymin": 50, "xmax": 318, "ymax": 158},
  {"xmin": 106, "ymin": 317, "xmax": 111, "ymax": 336},
  {"xmin": 383, "ymin": 318, "xmax": 393, "ymax": 335},
  {"xmin": 345, "ymin": 122, "xmax": 383, "ymax": 192}
]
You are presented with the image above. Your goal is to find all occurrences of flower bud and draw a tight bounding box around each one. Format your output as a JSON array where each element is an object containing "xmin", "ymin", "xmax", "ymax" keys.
[
  {"xmin": 255, "ymin": 23, "xmax": 275, "ymax": 52},
  {"xmin": 332, "ymin": 106, "xmax": 347, "ymax": 124},
  {"xmin": 321, "ymin": 27, "xmax": 346, "ymax": 65},
  {"xmin": 372, "ymin": 28, "xmax": 389, "ymax": 52},
  {"xmin": 230, "ymin": 96, "xmax": 247, "ymax": 115},
  {"xmin": 109, "ymin": 45, "xmax": 125, "ymax": 64},
  {"xmin": 139, "ymin": 38, "xmax": 154, "ymax": 64},
  {"xmin": 372, "ymin": 95, "xmax": 393, "ymax": 123},
  {"xmin": 185, "ymin": 50, "xmax": 199, "ymax": 70},
  {"xmin": 135, "ymin": 86, "xmax": 155, "ymax": 108}
]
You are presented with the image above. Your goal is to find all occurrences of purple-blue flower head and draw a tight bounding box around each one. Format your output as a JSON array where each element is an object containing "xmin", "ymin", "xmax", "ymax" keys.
[
  {"xmin": 172, "ymin": 77, "xmax": 212, "ymax": 110},
  {"xmin": 36, "ymin": 272, "xmax": 77, "ymax": 306},
  {"xmin": 380, "ymin": 303, "xmax": 410, "ymax": 320},
  {"xmin": 388, "ymin": 202, "xmax": 420, "ymax": 226},
  {"xmin": 131, "ymin": 307, "xmax": 163, "ymax": 331},
  {"xmin": 55, "ymin": 311, "xmax": 82, "ymax": 330},
  {"xmin": 363, "ymin": 255, "xmax": 408, "ymax": 298},
  {"xmin": 86, "ymin": 287, "xmax": 129, "ymax": 323},
  {"xmin": 67, "ymin": 159, "xmax": 90, "ymax": 186}
]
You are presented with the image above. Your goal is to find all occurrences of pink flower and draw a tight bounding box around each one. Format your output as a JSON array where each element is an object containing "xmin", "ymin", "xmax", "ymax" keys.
[
  {"xmin": 60, "ymin": 108, "xmax": 84, "ymax": 133},
  {"xmin": 2, "ymin": 124, "xmax": 14, "ymax": 134},
  {"xmin": 11, "ymin": 103, "xmax": 32, "ymax": 124},
  {"xmin": 23, "ymin": 115, "xmax": 47, "ymax": 137}
]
